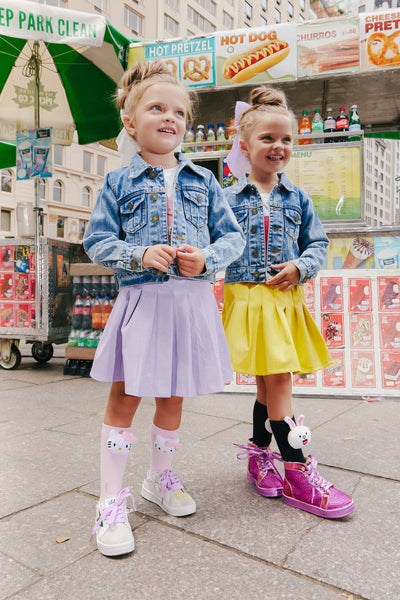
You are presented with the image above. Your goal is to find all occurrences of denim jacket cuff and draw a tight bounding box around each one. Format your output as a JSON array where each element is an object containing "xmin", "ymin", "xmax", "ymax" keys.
[
  {"xmin": 128, "ymin": 246, "xmax": 147, "ymax": 272},
  {"xmin": 292, "ymin": 258, "xmax": 310, "ymax": 284},
  {"xmin": 202, "ymin": 248, "xmax": 218, "ymax": 275}
]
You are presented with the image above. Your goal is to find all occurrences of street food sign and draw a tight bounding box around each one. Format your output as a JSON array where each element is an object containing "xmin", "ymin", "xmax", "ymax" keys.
[{"xmin": 0, "ymin": 0, "xmax": 106, "ymax": 47}]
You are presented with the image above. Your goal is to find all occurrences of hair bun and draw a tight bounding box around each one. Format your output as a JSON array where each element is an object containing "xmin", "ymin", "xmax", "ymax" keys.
[{"xmin": 248, "ymin": 86, "xmax": 288, "ymax": 109}]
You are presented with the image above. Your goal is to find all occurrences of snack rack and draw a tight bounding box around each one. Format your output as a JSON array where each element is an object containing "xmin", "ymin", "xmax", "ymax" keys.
[{"xmin": 0, "ymin": 237, "xmax": 84, "ymax": 369}]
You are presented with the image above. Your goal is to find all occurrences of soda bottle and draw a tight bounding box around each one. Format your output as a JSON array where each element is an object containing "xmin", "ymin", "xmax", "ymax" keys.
[
  {"xmin": 68, "ymin": 328, "xmax": 78, "ymax": 347},
  {"xmin": 81, "ymin": 295, "xmax": 93, "ymax": 330},
  {"xmin": 110, "ymin": 276, "xmax": 117, "ymax": 299},
  {"xmin": 348, "ymin": 104, "xmax": 361, "ymax": 142},
  {"xmin": 311, "ymin": 109, "xmax": 324, "ymax": 143},
  {"xmin": 205, "ymin": 124, "xmax": 216, "ymax": 152},
  {"xmin": 183, "ymin": 125, "xmax": 195, "ymax": 153},
  {"xmin": 77, "ymin": 329, "xmax": 87, "ymax": 347},
  {"xmin": 92, "ymin": 296, "xmax": 103, "ymax": 330},
  {"xmin": 82, "ymin": 276, "xmax": 92, "ymax": 297},
  {"xmin": 324, "ymin": 108, "xmax": 336, "ymax": 144},
  {"xmin": 227, "ymin": 119, "xmax": 236, "ymax": 145},
  {"xmin": 72, "ymin": 275, "xmax": 83, "ymax": 296},
  {"xmin": 216, "ymin": 122, "xmax": 227, "ymax": 151},
  {"xmin": 100, "ymin": 275, "xmax": 111, "ymax": 298},
  {"xmin": 195, "ymin": 125, "xmax": 205, "ymax": 152},
  {"xmin": 86, "ymin": 329, "xmax": 98, "ymax": 348},
  {"xmin": 92, "ymin": 275, "xmax": 102, "ymax": 297},
  {"xmin": 336, "ymin": 107, "xmax": 349, "ymax": 143},
  {"xmin": 101, "ymin": 296, "xmax": 113, "ymax": 329},
  {"xmin": 298, "ymin": 110, "xmax": 311, "ymax": 145},
  {"xmin": 72, "ymin": 295, "xmax": 83, "ymax": 329}
]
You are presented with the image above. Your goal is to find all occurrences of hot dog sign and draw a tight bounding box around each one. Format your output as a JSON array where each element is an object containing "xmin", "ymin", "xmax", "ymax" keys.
[{"xmin": 215, "ymin": 24, "xmax": 297, "ymax": 87}]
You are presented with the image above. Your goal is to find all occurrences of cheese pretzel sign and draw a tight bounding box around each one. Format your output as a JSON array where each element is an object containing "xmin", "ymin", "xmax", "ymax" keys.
[
  {"xmin": 183, "ymin": 55, "xmax": 211, "ymax": 82},
  {"xmin": 367, "ymin": 31, "xmax": 400, "ymax": 67}
]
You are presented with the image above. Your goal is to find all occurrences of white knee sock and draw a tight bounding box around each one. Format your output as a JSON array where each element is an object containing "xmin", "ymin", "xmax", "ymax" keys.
[
  {"xmin": 100, "ymin": 423, "xmax": 136, "ymax": 501},
  {"xmin": 150, "ymin": 423, "xmax": 181, "ymax": 475}
]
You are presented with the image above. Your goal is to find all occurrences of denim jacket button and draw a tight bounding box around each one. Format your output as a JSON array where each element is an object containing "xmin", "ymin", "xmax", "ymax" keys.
[
  {"xmin": 130, "ymin": 257, "xmax": 138, "ymax": 269},
  {"xmin": 128, "ymin": 202, "xmax": 133, "ymax": 210},
  {"xmin": 252, "ymin": 208, "xmax": 258, "ymax": 215},
  {"xmin": 151, "ymin": 214, "xmax": 160, "ymax": 223},
  {"xmin": 197, "ymin": 195, "xmax": 203, "ymax": 203},
  {"xmin": 154, "ymin": 269, "xmax": 163, "ymax": 277},
  {"xmin": 295, "ymin": 215, "xmax": 300, "ymax": 222},
  {"xmin": 251, "ymin": 226, "xmax": 257, "ymax": 234},
  {"xmin": 252, "ymin": 249, "xmax": 259, "ymax": 257},
  {"xmin": 253, "ymin": 271, "xmax": 260, "ymax": 279},
  {"xmin": 149, "ymin": 170, "xmax": 157, "ymax": 179},
  {"xmin": 150, "ymin": 192, "xmax": 158, "ymax": 200}
]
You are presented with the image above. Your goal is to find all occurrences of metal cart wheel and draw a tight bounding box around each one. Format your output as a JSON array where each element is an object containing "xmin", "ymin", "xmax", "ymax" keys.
[
  {"xmin": 0, "ymin": 344, "xmax": 22, "ymax": 370},
  {"xmin": 31, "ymin": 342, "xmax": 54, "ymax": 363}
]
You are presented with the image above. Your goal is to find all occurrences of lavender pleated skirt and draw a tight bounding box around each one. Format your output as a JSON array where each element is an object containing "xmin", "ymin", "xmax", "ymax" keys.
[{"xmin": 90, "ymin": 277, "xmax": 233, "ymax": 398}]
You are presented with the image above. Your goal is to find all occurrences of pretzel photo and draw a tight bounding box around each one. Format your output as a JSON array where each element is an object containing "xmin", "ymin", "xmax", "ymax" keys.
[
  {"xmin": 162, "ymin": 58, "xmax": 178, "ymax": 75},
  {"xmin": 183, "ymin": 55, "xmax": 211, "ymax": 82},
  {"xmin": 367, "ymin": 31, "xmax": 400, "ymax": 66}
]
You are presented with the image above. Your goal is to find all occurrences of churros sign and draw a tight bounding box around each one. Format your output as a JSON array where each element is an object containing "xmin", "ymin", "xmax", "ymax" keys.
[
  {"xmin": 360, "ymin": 10, "xmax": 400, "ymax": 71},
  {"xmin": 215, "ymin": 24, "xmax": 297, "ymax": 87}
]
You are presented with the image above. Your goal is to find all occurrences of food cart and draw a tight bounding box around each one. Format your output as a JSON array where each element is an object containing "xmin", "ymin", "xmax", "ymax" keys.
[
  {"xmin": 128, "ymin": 8, "xmax": 400, "ymax": 398},
  {"xmin": 0, "ymin": 237, "xmax": 84, "ymax": 369}
]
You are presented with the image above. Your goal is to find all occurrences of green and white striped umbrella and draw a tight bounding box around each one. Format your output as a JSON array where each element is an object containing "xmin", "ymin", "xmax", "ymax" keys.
[{"xmin": 0, "ymin": 0, "xmax": 131, "ymax": 147}]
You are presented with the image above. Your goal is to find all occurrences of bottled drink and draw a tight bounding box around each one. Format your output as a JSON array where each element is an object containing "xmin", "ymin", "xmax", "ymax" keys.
[
  {"xmin": 101, "ymin": 296, "xmax": 113, "ymax": 329},
  {"xmin": 77, "ymin": 328, "xmax": 87, "ymax": 347},
  {"xmin": 227, "ymin": 119, "xmax": 236, "ymax": 141},
  {"xmin": 216, "ymin": 122, "xmax": 227, "ymax": 151},
  {"xmin": 100, "ymin": 275, "xmax": 112, "ymax": 298},
  {"xmin": 82, "ymin": 275, "xmax": 92, "ymax": 297},
  {"xmin": 336, "ymin": 106, "xmax": 349, "ymax": 143},
  {"xmin": 195, "ymin": 125, "xmax": 205, "ymax": 152},
  {"xmin": 86, "ymin": 329, "xmax": 99, "ymax": 348},
  {"xmin": 311, "ymin": 109, "xmax": 324, "ymax": 143},
  {"xmin": 205, "ymin": 124, "xmax": 216, "ymax": 152},
  {"xmin": 92, "ymin": 296, "xmax": 103, "ymax": 330},
  {"xmin": 348, "ymin": 104, "xmax": 361, "ymax": 142},
  {"xmin": 110, "ymin": 276, "xmax": 117, "ymax": 299},
  {"xmin": 183, "ymin": 125, "xmax": 195, "ymax": 152},
  {"xmin": 92, "ymin": 275, "xmax": 102, "ymax": 297},
  {"xmin": 72, "ymin": 295, "xmax": 83, "ymax": 329},
  {"xmin": 298, "ymin": 110, "xmax": 311, "ymax": 145},
  {"xmin": 81, "ymin": 295, "xmax": 93, "ymax": 330},
  {"xmin": 324, "ymin": 108, "xmax": 336, "ymax": 143},
  {"xmin": 72, "ymin": 275, "xmax": 83, "ymax": 296},
  {"xmin": 68, "ymin": 328, "xmax": 78, "ymax": 347}
]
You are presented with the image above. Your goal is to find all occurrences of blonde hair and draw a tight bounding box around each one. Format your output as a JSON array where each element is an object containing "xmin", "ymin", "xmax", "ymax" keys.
[
  {"xmin": 117, "ymin": 60, "xmax": 194, "ymax": 123},
  {"xmin": 239, "ymin": 86, "xmax": 296, "ymax": 142}
]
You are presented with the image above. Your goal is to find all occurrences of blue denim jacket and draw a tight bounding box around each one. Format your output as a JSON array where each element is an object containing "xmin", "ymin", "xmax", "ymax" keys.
[
  {"xmin": 223, "ymin": 172, "xmax": 329, "ymax": 285},
  {"xmin": 83, "ymin": 152, "xmax": 245, "ymax": 288}
]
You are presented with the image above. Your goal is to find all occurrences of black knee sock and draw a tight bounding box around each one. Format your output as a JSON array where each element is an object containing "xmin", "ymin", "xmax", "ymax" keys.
[
  {"xmin": 251, "ymin": 400, "xmax": 272, "ymax": 447},
  {"xmin": 269, "ymin": 418, "xmax": 306, "ymax": 463}
]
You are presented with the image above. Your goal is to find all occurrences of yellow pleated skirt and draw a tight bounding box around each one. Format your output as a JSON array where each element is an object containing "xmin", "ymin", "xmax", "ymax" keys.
[{"xmin": 222, "ymin": 282, "xmax": 333, "ymax": 376}]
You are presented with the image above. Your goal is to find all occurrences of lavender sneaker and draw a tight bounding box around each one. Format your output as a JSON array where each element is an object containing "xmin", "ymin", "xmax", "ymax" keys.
[
  {"xmin": 283, "ymin": 455, "xmax": 355, "ymax": 518},
  {"xmin": 141, "ymin": 469, "xmax": 196, "ymax": 516},
  {"xmin": 236, "ymin": 443, "xmax": 283, "ymax": 497},
  {"xmin": 92, "ymin": 488, "xmax": 135, "ymax": 556}
]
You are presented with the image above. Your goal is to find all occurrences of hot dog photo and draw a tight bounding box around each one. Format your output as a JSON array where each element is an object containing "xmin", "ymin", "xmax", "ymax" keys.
[{"xmin": 216, "ymin": 24, "xmax": 296, "ymax": 87}]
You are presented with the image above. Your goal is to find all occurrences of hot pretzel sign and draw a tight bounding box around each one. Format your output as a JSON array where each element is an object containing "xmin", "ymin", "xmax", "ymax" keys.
[{"xmin": 361, "ymin": 10, "xmax": 400, "ymax": 70}]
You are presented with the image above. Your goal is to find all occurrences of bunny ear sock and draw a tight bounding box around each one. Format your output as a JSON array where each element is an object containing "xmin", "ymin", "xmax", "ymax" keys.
[
  {"xmin": 298, "ymin": 415, "xmax": 304, "ymax": 426},
  {"xmin": 284, "ymin": 416, "xmax": 296, "ymax": 430}
]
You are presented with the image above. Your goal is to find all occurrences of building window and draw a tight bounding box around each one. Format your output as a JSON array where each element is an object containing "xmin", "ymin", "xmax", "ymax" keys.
[
  {"xmin": 97, "ymin": 156, "xmax": 106, "ymax": 176},
  {"xmin": 1, "ymin": 209, "xmax": 11, "ymax": 232},
  {"xmin": 223, "ymin": 11, "xmax": 233, "ymax": 29},
  {"xmin": 187, "ymin": 7, "xmax": 215, "ymax": 32},
  {"xmin": 53, "ymin": 144, "xmax": 63, "ymax": 165},
  {"xmin": 166, "ymin": 0, "xmax": 178, "ymax": 9},
  {"xmin": 53, "ymin": 180, "xmax": 63, "ymax": 202},
  {"xmin": 91, "ymin": 0, "xmax": 107, "ymax": 11},
  {"xmin": 1, "ymin": 169, "xmax": 12, "ymax": 193},
  {"xmin": 83, "ymin": 152, "xmax": 92, "ymax": 173},
  {"xmin": 288, "ymin": 2, "xmax": 293, "ymax": 17},
  {"xmin": 57, "ymin": 217, "xmax": 64, "ymax": 238},
  {"xmin": 276, "ymin": 0, "xmax": 281, "ymax": 4},
  {"xmin": 82, "ymin": 186, "xmax": 91, "ymax": 208},
  {"xmin": 195, "ymin": 0, "xmax": 216, "ymax": 16},
  {"xmin": 124, "ymin": 7, "xmax": 143, "ymax": 34},
  {"xmin": 260, "ymin": 15, "xmax": 267, "ymax": 26},
  {"xmin": 79, "ymin": 220, "xmax": 87, "ymax": 241},
  {"xmin": 165, "ymin": 14, "xmax": 179, "ymax": 36},
  {"xmin": 261, "ymin": 0, "xmax": 267, "ymax": 10},
  {"xmin": 245, "ymin": 1, "xmax": 252, "ymax": 19},
  {"xmin": 39, "ymin": 179, "xmax": 46, "ymax": 201},
  {"xmin": 275, "ymin": 8, "xmax": 281, "ymax": 23},
  {"xmin": 38, "ymin": 0, "xmax": 67, "ymax": 7},
  {"xmin": 299, "ymin": 0, "xmax": 305, "ymax": 10}
]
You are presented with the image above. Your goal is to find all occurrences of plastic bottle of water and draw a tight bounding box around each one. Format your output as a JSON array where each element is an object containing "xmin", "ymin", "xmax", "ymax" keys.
[
  {"xmin": 195, "ymin": 125, "xmax": 205, "ymax": 152},
  {"xmin": 183, "ymin": 125, "xmax": 195, "ymax": 152}
]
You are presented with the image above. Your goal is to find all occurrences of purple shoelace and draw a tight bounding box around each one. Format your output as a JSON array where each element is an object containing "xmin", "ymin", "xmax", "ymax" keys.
[
  {"xmin": 92, "ymin": 487, "xmax": 135, "ymax": 536},
  {"xmin": 159, "ymin": 470, "xmax": 185, "ymax": 499},
  {"xmin": 235, "ymin": 443, "xmax": 282, "ymax": 473},
  {"xmin": 305, "ymin": 456, "xmax": 333, "ymax": 491}
]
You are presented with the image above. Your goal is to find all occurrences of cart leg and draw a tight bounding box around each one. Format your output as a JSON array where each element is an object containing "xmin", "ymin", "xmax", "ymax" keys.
[{"xmin": 0, "ymin": 339, "xmax": 22, "ymax": 370}]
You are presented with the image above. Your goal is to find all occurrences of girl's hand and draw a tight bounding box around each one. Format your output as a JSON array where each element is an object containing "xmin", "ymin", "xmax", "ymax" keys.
[
  {"xmin": 176, "ymin": 244, "xmax": 206, "ymax": 277},
  {"xmin": 265, "ymin": 262, "xmax": 300, "ymax": 291},
  {"xmin": 142, "ymin": 244, "xmax": 177, "ymax": 272}
]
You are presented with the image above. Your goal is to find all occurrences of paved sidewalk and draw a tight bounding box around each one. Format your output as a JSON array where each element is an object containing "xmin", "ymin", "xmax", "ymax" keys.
[{"xmin": 0, "ymin": 346, "xmax": 399, "ymax": 600}]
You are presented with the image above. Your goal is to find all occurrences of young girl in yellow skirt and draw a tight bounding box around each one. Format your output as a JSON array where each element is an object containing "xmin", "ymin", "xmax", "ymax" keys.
[{"xmin": 222, "ymin": 86, "xmax": 355, "ymax": 519}]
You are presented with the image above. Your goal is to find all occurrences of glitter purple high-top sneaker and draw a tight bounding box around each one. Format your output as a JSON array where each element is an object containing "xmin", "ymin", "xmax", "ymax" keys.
[
  {"xmin": 283, "ymin": 455, "xmax": 354, "ymax": 518},
  {"xmin": 236, "ymin": 443, "xmax": 283, "ymax": 497}
]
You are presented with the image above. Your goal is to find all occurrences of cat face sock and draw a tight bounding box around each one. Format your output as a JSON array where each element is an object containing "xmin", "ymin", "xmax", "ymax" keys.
[
  {"xmin": 100, "ymin": 424, "xmax": 137, "ymax": 501},
  {"xmin": 150, "ymin": 423, "xmax": 181, "ymax": 475}
]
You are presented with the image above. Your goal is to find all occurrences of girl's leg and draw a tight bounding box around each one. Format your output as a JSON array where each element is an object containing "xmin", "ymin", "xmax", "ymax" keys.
[
  {"xmin": 265, "ymin": 373, "xmax": 306, "ymax": 463},
  {"xmin": 141, "ymin": 395, "xmax": 196, "ymax": 516},
  {"xmin": 253, "ymin": 376, "xmax": 272, "ymax": 447}
]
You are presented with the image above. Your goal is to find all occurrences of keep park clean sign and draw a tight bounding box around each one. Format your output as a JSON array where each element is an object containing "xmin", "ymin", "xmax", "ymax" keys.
[{"xmin": 0, "ymin": 0, "xmax": 106, "ymax": 47}]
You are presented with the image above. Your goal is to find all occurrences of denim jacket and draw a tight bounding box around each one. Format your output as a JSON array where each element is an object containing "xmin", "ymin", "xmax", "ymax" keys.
[
  {"xmin": 223, "ymin": 172, "xmax": 329, "ymax": 285},
  {"xmin": 83, "ymin": 152, "xmax": 245, "ymax": 288}
]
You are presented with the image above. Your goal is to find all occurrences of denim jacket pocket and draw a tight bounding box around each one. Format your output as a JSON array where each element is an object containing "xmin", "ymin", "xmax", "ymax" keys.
[
  {"xmin": 231, "ymin": 206, "xmax": 249, "ymax": 236},
  {"xmin": 119, "ymin": 194, "xmax": 147, "ymax": 234},
  {"xmin": 182, "ymin": 190, "xmax": 208, "ymax": 228},
  {"xmin": 284, "ymin": 208, "xmax": 301, "ymax": 241}
]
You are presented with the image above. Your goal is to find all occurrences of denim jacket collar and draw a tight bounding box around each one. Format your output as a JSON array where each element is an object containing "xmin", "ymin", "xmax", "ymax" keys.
[
  {"xmin": 128, "ymin": 152, "xmax": 207, "ymax": 180},
  {"xmin": 232, "ymin": 171, "xmax": 296, "ymax": 195}
]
